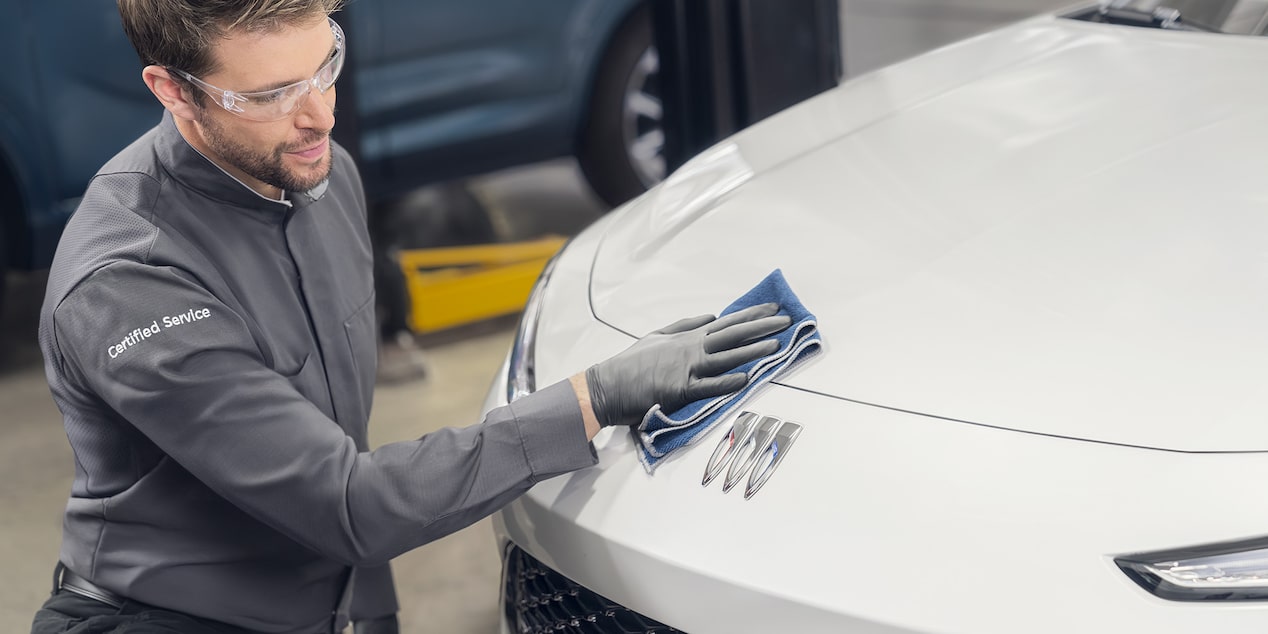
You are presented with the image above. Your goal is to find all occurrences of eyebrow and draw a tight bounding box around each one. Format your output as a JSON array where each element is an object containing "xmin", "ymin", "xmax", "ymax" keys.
[{"xmin": 241, "ymin": 39, "xmax": 338, "ymax": 94}]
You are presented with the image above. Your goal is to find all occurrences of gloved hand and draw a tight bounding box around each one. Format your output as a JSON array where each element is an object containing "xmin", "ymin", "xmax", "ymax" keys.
[
  {"xmin": 586, "ymin": 302, "xmax": 790, "ymax": 427},
  {"xmin": 353, "ymin": 614, "xmax": 399, "ymax": 634}
]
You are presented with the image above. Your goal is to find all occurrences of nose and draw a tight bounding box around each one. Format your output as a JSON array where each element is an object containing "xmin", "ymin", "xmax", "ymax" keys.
[{"xmin": 294, "ymin": 83, "xmax": 336, "ymax": 131}]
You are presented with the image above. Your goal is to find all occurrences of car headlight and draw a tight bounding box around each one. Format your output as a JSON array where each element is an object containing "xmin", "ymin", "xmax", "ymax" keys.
[
  {"xmin": 506, "ymin": 246, "xmax": 565, "ymax": 403},
  {"xmin": 1117, "ymin": 536, "xmax": 1268, "ymax": 601}
]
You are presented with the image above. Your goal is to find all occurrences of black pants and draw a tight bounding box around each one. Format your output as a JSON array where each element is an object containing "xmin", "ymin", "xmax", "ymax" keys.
[
  {"xmin": 368, "ymin": 203, "xmax": 412, "ymax": 341},
  {"xmin": 31, "ymin": 583, "xmax": 256, "ymax": 634},
  {"xmin": 371, "ymin": 240, "xmax": 411, "ymax": 340}
]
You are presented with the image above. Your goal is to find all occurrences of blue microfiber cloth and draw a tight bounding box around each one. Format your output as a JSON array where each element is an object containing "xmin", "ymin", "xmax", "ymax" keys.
[{"xmin": 634, "ymin": 268, "xmax": 822, "ymax": 472}]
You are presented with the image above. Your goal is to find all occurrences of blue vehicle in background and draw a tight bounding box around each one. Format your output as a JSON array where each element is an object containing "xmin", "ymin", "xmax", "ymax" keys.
[{"xmin": 0, "ymin": 0, "xmax": 658, "ymax": 309}]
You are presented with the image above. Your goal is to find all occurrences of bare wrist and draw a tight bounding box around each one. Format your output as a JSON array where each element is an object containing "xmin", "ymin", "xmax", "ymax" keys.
[{"xmin": 569, "ymin": 372, "xmax": 602, "ymax": 440}]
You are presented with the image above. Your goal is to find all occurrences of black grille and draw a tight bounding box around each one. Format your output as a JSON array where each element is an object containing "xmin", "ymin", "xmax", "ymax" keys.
[{"xmin": 503, "ymin": 545, "xmax": 685, "ymax": 633}]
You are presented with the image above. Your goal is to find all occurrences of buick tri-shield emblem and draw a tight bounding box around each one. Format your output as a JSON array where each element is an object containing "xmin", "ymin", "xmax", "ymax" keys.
[{"xmin": 703, "ymin": 411, "xmax": 802, "ymax": 499}]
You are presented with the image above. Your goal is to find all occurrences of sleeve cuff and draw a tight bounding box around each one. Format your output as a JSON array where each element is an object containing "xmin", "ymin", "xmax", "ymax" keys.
[{"xmin": 507, "ymin": 380, "xmax": 598, "ymax": 480}]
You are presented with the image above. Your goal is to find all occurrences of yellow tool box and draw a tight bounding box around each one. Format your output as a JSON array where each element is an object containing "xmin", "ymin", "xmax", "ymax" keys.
[{"xmin": 398, "ymin": 235, "xmax": 567, "ymax": 334}]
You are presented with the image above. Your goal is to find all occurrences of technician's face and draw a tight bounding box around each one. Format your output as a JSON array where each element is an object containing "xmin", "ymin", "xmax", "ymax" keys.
[{"xmin": 194, "ymin": 15, "xmax": 339, "ymax": 195}]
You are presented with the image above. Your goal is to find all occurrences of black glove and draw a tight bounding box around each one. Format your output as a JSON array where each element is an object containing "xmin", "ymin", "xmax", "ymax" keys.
[
  {"xmin": 586, "ymin": 302, "xmax": 790, "ymax": 427},
  {"xmin": 353, "ymin": 615, "xmax": 399, "ymax": 634}
]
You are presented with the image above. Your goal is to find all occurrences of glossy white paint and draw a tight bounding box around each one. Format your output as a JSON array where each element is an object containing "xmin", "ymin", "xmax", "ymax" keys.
[
  {"xmin": 490, "ymin": 12, "xmax": 1268, "ymax": 634},
  {"xmin": 592, "ymin": 16, "xmax": 1268, "ymax": 452}
]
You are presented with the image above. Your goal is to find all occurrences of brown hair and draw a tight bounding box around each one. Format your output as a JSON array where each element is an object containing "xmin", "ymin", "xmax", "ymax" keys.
[{"xmin": 118, "ymin": 0, "xmax": 342, "ymax": 101}]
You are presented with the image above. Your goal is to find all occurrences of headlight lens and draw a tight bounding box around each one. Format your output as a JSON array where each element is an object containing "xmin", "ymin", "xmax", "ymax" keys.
[
  {"xmin": 505, "ymin": 247, "xmax": 564, "ymax": 403},
  {"xmin": 1117, "ymin": 536, "xmax": 1268, "ymax": 601}
]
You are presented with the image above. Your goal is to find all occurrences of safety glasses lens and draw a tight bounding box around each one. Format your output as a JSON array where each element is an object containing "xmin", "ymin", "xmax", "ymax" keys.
[{"xmin": 195, "ymin": 18, "xmax": 345, "ymax": 122}]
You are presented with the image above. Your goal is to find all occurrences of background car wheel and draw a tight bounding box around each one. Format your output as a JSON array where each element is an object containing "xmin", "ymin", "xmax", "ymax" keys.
[
  {"xmin": 377, "ymin": 181, "xmax": 496, "ymax": 250},
  {"xmin": 578, "ymin": 5, "xmax": 666, "ymax": 208}
]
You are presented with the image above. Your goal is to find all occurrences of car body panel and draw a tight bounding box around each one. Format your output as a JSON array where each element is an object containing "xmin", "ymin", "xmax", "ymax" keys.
[
  {"xmin": 0, "ymin": 0, "xmax": 639, "ymax": 268},
  {"xmin": 490, "ymin": 202, "xmax": 1268, "ymax": 632},
  {"xmin": 350, "ymin": 0, "xmax": 638, "ymax": 196},
  {"xmin": 589, "ymin": 16, "xmax": 1268, "ymax": 452},
  {"xmin": 494, "ymin": 378, "xmax": 1268, "ymax": 632},
  {"xmin": 1, "ymin": 0, "xmax": 151, "ymax": 265},
  {"xmin": 490, "ymin": 11, "xmax": 1268, "ymax": 633}
]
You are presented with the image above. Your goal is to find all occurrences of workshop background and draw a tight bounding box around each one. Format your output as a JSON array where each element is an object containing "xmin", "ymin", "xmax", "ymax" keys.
[{"xmin": 0, "ymin": 1, "xmax": 1066, "ymax": 631}]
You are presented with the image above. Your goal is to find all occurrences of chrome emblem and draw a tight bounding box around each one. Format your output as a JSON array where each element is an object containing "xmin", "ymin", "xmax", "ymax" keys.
[
  {"xmin": 745, "ymin": 420, "xmax": 802, "ymax": 500},
  {"xmin": 703, "ymin": 410, "xmax": 802, "ymax": 499},
  {"xmin": 702, "ymin": 411, "xmax": 758, "ymax": 487}
]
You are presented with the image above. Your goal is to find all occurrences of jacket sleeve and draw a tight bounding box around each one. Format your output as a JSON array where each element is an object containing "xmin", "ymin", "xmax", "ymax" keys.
[{"xmin": 51, "ymin": 261, "xmax": 598, "ymax": 566}]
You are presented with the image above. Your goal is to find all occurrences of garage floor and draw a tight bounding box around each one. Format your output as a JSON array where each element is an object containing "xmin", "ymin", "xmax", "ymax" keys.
[{"xmin": 0, "ymin": 159, "xmax": 606, "ymax": 633}]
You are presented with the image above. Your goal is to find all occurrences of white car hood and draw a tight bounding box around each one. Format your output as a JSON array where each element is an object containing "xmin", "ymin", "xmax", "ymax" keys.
[{"xmin": 590, "ymin": 16, "xmax": 1268, "ymax": 452}]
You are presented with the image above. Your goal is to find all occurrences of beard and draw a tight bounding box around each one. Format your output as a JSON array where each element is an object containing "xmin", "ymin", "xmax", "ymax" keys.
[{"xmin": 199, "ymin": 112, "xmax": 332, "ymax": 193}]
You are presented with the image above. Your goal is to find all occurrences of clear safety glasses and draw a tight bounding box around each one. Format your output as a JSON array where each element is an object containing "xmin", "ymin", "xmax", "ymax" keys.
[{"xmin": 171, "ymin": 17, "xmax": 345, "ymax": 122}]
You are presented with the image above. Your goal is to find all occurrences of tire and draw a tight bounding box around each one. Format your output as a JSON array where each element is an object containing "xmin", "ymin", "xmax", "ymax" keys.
[
  {"xmin": 376, "ymin": 181, "xmax": 495, "ymax": 250},
  {"xmin": 577, "ymin": 5, "xmax": 665, "ymax": 208}
]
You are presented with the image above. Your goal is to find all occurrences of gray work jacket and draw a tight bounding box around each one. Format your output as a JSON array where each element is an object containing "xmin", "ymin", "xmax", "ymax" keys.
[{"xmin": 38, "ymin": 112, "xmax": 596, "ymax": 633}]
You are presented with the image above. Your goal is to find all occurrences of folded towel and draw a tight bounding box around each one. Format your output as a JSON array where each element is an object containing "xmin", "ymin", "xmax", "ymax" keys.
[{"xmin": 634, "ymin": 268, "xmax": 822, "ymax": 472}]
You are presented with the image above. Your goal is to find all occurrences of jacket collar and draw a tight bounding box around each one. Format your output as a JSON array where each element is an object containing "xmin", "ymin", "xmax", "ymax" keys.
[{"xmin": 153, "ymin": 111, "xmax": 328, "ymax": 219}]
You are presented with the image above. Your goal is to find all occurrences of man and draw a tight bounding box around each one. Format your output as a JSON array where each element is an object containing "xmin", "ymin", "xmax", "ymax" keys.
[{"xmin": 32, "ymin": 1, "xmax": 790, "ymax": 633}]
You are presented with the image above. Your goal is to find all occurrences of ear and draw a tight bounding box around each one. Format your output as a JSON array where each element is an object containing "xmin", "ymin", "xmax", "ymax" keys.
[{"xmin": 142, "ymin": 65, "xmax": 201, "ymax": 122}]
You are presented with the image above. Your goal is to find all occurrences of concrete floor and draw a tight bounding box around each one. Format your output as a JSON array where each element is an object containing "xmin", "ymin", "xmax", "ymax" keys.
[{"xmin": 0, "ymin": 159, "xmax": 605, "ymax": 633}]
